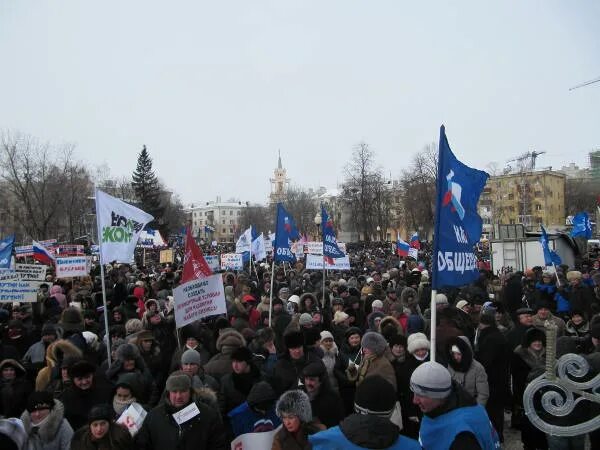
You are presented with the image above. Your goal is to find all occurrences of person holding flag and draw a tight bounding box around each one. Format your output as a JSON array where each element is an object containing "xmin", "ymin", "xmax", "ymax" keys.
[
  {"xmin": 410, "ymin": 232, "xmax": 421, "ymax": 250},
  {"xmin": 396, "ymin": 234, "xmax": 410, "ymax": 257},
  {"xmin": 570, "ymin": 211, "xmax": 592, "ymax": 239}
]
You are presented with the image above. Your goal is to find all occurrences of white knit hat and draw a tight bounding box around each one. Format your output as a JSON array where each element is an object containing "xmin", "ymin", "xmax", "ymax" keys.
[
  {"xmin": 320, "ymin": 330, "xmax": 334, "ymax": 341},
  {"xmin": 410, "ymin": 361, "xmax": 452, "ymax": 399},
  {"xmin": 407, "ymin": 332, "xmax": 430, "ymax": 354},
  {"xmin": 288, "ymin": 295, "xmax": 300, "ymax": 304},
  {"xmin": 371, "ymin": 299, "xmax": 384, "ymax": 309}
]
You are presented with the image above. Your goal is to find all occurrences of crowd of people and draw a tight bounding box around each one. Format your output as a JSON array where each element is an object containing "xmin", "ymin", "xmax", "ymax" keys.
[{"xmin": 1, "ymin": 243, "xmax": 600, "ymax": 449}]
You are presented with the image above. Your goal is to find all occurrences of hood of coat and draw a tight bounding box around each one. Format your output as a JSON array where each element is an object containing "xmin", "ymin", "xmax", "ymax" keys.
[
  {"xmin": 20, "ymin": 399, "xmax": 67, "ymax": 441},
  {"xmin": 446, "ymin": 336, "xmax": 473, "ymax": 372}
]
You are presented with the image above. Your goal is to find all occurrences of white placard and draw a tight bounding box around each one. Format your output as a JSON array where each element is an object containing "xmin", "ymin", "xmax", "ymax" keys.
[
  {"xmin": 15, "ymin": 264, "xmax": 47, "ymax": 281},
  {"xmin": 264, "ymin": 239, "xmax": 273, "ymax": 253},
  {"xmin": 305, "ymin": 254, "xmax": 351, "ymax": 270},
  {"xmin": 116, "ymin": 402, "xmax": 147, "ymax": 436},
  {"xmin": 204, "ymin": 255, "xmax": 220, "ymax": 272},
  {"xmin": 231, "ymin": 428, "xmax": 278, "ymax": 450},
  {"xmin": 221, "ymin": 253, "xmax": 243, "ymax": 271},
  {"xmin": 0, "ymin": 271, "xmax": 39, "ymax": 303},
  {"xmin": 408, "ymin": 247, "xmax": 418, "ymax": 260},
  {"xmin": 303, "ymin": 241, "xmax": 346, "ymax": 255},
  {"xmin": 174, "ymin": 273, "xmax": 227, "ymax": 328},
  {"xmin": 55, "ymin": 257, "xmax": 90, "ymax": 278},
  {"xmin": 171, "ymin": 402, "xmax": 201, "ymax": 425}
]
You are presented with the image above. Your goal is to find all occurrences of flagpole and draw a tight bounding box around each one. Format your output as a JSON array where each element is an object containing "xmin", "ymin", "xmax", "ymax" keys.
[
  {"xmin": 322, "ymin": 255, "xmax": 326, "ymax": 310},
  {"xmin": 430, "ymin": 289, "xmax": 437, "ymax": 362},
  {"xmin": 552, "ymin": 263, "xmax": 561, "ymax": 287},
  {"xmin": 268, "ymin": 259, "xmax": 275, "ymax": 327}
]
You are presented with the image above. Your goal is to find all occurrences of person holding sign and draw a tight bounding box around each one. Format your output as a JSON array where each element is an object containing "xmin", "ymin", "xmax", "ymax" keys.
[
  {"xmin": 135, "ymin": 371, "xmax": 226, "ymax": 450},
  {"xmin": 71, "ymin": 404, "xmax": 133, "ymax": 450}
]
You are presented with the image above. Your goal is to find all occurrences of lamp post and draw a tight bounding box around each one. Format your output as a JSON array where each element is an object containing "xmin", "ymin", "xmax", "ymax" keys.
[
  {"xmin": 376, "ymin": 225, "xmax": 381, "ymax": 242},
  {"xmin": 314, "ymin": 212, "xmax": 322, "ymax": 240}
]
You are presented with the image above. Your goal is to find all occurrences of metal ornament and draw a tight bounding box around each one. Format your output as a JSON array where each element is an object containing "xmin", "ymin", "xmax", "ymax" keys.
[{"xmin": 523, "ymin": 321, "xmax": 600, "ymax": 436}]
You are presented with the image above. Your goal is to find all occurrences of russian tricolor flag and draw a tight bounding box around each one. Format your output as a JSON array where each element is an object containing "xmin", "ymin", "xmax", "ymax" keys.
[
  {"xmin": 396, "ymin": 236, "xmax": 410, "ymax": 257},
  {"xmin": 32, "ymin": 240, "xmax": 55, "ymax": 266},
  {"xmin": 410, "ymin": 232, "xmax": 420, "ymax": 249}
]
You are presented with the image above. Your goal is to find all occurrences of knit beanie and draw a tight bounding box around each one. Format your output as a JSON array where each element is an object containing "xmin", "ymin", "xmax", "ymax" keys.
[
  {"xmin": 26, "ymin": 391, "xmax": 54, "ymax": 413},
  {"xmin": 319, "ymin": 330, "xmax": 334, "ymax": 341},
  {"xmin": 407, "ymin": 332, "xmax": 430, "ymax": 354},
  {"xmin": 345, "ymin": 326, "xmax": 362, "ymax": 340},
  {"xmin": 276, "ymin": 390, "xmax": 312, "ymax": 423},
  {"xmin": 165, "ymin": 371, "xmax": 192, "ymax": 392},
  {"xmin": 299, "ymin": 313, "xmax": 313, "ymax": 326},
  {"xmin": 59, "ymin": 307, "xmax": 84, "ymax": 332},
  {"xmin": 371, "ymin": 299, "xmax": 384, "ymax": 310},
  {"xmin": 354, "ymin": 375, "xmax": 396, "ymax": 416},
  {"xmin": 455, "ymin": 300, "xmax": 469, "ymax": 311},
  {"xmin": 435, "ymin": 293, "xmax": 449, "ymax": 305},
  {"xmin": 181, "ymin": 349, "xmax": 202, "ymax": 366},
  {"xmin": 88, "ymin": 404, "xmax": 114, "ymax": 423},
  {"xmin": 410, "ymin": 361, "xmax": 452, "ymax": 399},
  {"xmin": 361, "ymin": 332, "xmax": 388, "ymax": 356}
]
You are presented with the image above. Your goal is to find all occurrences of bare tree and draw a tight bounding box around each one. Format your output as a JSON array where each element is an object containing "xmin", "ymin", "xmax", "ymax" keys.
[
  {"xmin": 285, "ymin": 186, "xmax": 318, "ymax": 236},
  {"xmin": 239, "ymin": 204, "xmax": 272, "ymax": 235},
  {"xmin": 565, "ymin": 178, "xmax": 600, "ymax": 215}
]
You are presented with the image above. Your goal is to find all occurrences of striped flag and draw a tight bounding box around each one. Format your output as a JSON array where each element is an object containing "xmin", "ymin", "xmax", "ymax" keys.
[
  {"xmin": 32, "ymin": 240, "xmax": 55, "ymax": 266},
  {"xmin": 396, "ymin": 235, "xmax": 410, "ymax": 257}
]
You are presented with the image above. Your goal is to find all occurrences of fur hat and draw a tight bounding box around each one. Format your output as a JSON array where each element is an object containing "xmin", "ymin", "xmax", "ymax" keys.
[
  {"xmin": 116, "ymin": 343, "xmax": 140, "ymax": 361},
  {"xmin": 125, "ymin": 318, "xmax": 143, "ymax": 335},
  {"xmin": 165, "ymin": 371, "xmax": 192, "ymax": 392},
  {"xmin": 26, "ymin": 391, "xmax": 54, "ymax": 413},
  {"xmin": 59, "ymin": 307, "xmax": 84, "ymax": 332},
  {"xmin": 68, "ymin": 359, "xmax": 96, "ymax": 378},
  {"xmin": 181, "ymin": 349, "xmax": 202, "ymax": 366},
  {"xmin": 231, "ymin": 346, "xmax": 253, "ymax": 363},
  {"xmin": 284, "ymin": 331, "xmax": 304, "ymax": 349},
  {"xmin": 136, "ymin": 330, "xmax": 155, "ymax": 343},
  {"xmin": 407, "ymin": 332, "xmax": 430, "ymax": 354},
  {"xmin": 332, "ymin": 310, "xmax": 349, "ymax": 324},
  {"xmin": 566, "ymin": 271, "xmax": 582, "ymax": 282},
  {"xmin": 523, "ymin": 327, "xmax": 546, "ymax": 347},
  {"xmin": 354, "ymin": 375, "xmax": 397, "ymax": 416},
  {"xmin": 276, "ymin": 390, "xmax": 312, "ymax": 423},
  {"xmin": 410, "ymin": 361, "xmax": 452, "ymax": 399},
  {"xmin": 345, "ymin": 326, "xmax": 362, "ymax": 340},
  {"xmin": 361, "ymin": 332, "xmax": 388, "ymax": 356},
  {"xmin": 299, "ymin": 313, "xmax": 313, "ymax": 326},
  {"xmin": 216, "ymin": 329, "xmax": 246, "ymax": 352},
  {"xmin": 88, "ymin": 404, "xmax": 114, "ymax": 423},
  {"xmin": 0, "ymin": 418, "xmax": 28, "ymax": 450}
]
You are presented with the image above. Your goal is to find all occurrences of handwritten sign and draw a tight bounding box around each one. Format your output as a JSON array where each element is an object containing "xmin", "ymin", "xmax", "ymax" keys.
[
  {"xmin": 174, "ymin": 273, "xmax": 227, "ymax": 328},
  {"xmin": 221, "ymin": 253, "xmax": 243, "ymax": 271},
  {"xmin": 305, "ymin": 254, "xmax": 351, "ymax": 271},
  {"xmin": 15, "ymin": 264, "xmax": 47, "ymax": 281},
  {"xmin": 159, "ymin": 249, "xmax": 174, "ymax": 264},
  {"xmin": 116, "ymin": 402, "xmax": 147, "ymax": 436},
  {"xmin": 55, "ymin": 257, "xmax": 90, "ymax": 278},
  {"xmin": 303, "ymin": 241, "xmax": 346, "ymax": 255},
  {"xmin": 0, "ymin": 270, "xmax": 39, "ymax": 303},
  {"xmin": 205, "ymin": 255, "xmax": 220, "ymax": 272}
]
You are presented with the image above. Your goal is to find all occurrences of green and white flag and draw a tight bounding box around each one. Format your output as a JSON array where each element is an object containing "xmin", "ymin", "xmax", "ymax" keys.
[{"xmin": 95, "ymin": 189, "xmax": 153, "ymax": 264}]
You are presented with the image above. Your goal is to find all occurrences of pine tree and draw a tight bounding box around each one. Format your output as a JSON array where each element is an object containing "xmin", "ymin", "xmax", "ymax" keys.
[{"xmin": 132, "ymin": 145, "xmax": 164, "ymax": 230}]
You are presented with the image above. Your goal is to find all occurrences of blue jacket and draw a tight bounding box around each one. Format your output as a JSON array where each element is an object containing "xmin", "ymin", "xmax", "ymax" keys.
[
  {"xmin": 419, "ymin": 404, "xmax": 500, "ymax": 450},
  {"xmin": 309, "ymin": 422, "xmax": 420, "ymax": 450},
  {"xmin": 227, "ymin": 401, "xmax": 281, "ymax": 437}
]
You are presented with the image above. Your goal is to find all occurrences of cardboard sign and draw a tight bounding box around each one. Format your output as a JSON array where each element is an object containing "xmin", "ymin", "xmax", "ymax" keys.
[
  {"xmin": 160, "ymin": 249, "xmax": 174, "ymax": 264},
  {"xmin": 174, "ymin": 273, "xmax": 227, "ymax": 328},
  {"xmin": 204, "ymin": 255, "xmax": 220, "ymax": 272},
  {"xmin": 221, "ymin": 253, "xmax": 243, "ymax": 271},
  {"xmin": 116, "ymin": 402, "xmax": 147, "ymax": 437},
  {"xmin": 55, "ymin": 257, "xmax": 90, "ymax": 278},
  {"xmin": 305, "ymin": 254, "xmax": 351, "ymax": 271},
  {"xmin": 304, "ymin": 241, "xmax": 346, "ymax": 255},
  {"xmin": 231, "ymin": 428, "xmax": 278, "ymax": 450},
  {"xmin": 172, "ymin": 402, "xmax": 201, "ymax": 425},
  {"xmin": 0, "ymin": 271, "xmax": 39, "ymax": 303},
  {"xmin": 15, "ymin": 264, "xmax": 47, "ymax": 281}
]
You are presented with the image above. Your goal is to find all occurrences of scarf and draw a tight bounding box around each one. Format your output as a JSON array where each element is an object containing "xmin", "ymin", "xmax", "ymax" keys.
[{"xmin": 113, "ymin": 397, "xmax": 136, "ymax": 416}]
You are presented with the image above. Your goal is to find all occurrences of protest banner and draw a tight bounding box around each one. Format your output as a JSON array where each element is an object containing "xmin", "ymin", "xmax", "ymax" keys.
[
  {"xmin": 15, "ymin": 239, "xmax": 57, "ymax": 258},
  {"xmin": 221, "ymin": 253, "xmax": 243, "ymax": 271},
  {"xmin": 0, "ymin": 270, "xmax": 40, "ymax": 303},
  {"xmin": 55, "ymin": 257, "xmax": 90, "ymax": 278},
  {"xmin": 231, "ymin": 428, "xmax": 277, "ymax": 450},
  {"xmin": 305, "ymin": 254, "xmax": 351, "ymax": 270},
  {"xmin": 15, "ymin": 264, "xmax": 47, "ymax": 281},
  {"xmin": 304, "ymin": 241, "xmax": 346, "ymax": 255},
  {"xmin": 264, "ymin": 238, "xmax": 273, "ymax": 254},
  {"xmin": 57, "ymin": 244, "xmax": 85, "ymax": 256},
  {"xmin": 159, "ymin": 249, "xmax": 174, "ymax": 264},
  {"xmin": 204, "ymin": 255, "xmax": 220, "ymax": 272},
  {"xmin": 173, "ymin": 273, "xmax": 227, "ymax": 328}
]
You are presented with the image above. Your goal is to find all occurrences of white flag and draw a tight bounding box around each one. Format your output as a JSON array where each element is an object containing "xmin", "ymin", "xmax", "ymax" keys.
[
  {"xmin": 251, "ymin": 233, "xmax": 267, "ymax": 262},
  {"xmin": 95, "ymin": 189, "xmax": 154, "ymax": 264},
  {"xmin": 235, "ymin": 227, "xmax": 253, "ymax": 254}
]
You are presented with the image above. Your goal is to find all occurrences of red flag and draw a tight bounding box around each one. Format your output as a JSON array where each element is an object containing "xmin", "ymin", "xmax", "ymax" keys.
[{"xmin": 181, "ymin": 227, "xmax": 213, "ymax": 283}]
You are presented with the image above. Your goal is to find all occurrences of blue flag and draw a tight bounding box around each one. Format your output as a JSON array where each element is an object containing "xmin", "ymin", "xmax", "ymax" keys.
[
  {"xmin": 0, "ymin": 234, "xmax": 15, "ymax": 269},
  {"xmin": 540, "ymin": 226, "xmax": 562, "ymax": 266},
  {"xmin": 432, "ymin": 126, "xmax": 489, "ymax": 289},
  {"xmin": 321, "ymin": 205, "xmax": 345, "ymax": 260},
  {"xmin": 570, "ymin": 212, "xmax": 592, "ymax": 239},
  {"xmin": 274, "ymin": 203, "xmax": 299, "ymax": 262}
]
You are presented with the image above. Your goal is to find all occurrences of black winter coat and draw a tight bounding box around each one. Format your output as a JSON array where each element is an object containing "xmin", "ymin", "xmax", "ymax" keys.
[
  {"xmin": 272, "ymin": 350, "xmax": 321, "ymax": 395},
  {"xmin": 59, "ymin": 378, "xmax": 113, "ymax": 431},
  {"xmin": 475, "ymin": 325, "xmax": 510, "ymax": 406},
  {"xmin": 309, "ymin": 385, "xmax": 344, "ymax": 428},
  {"xmin": 135, "ymin": 399, "xmax": 227, "ymax": 450}
]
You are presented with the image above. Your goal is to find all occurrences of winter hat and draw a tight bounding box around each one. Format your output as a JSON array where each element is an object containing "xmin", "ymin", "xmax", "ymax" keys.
[
  {"xmin": 88, "ymin": 404, "xmax": 114, "ymax": 423},
  {"xmin": 125, "ymin": 318, "xmax": 143, "ymax": 335},
  {"xmin": 332, "ymin": 297, "xmax": 345, "ymax": 306},
  {"xmin": 566, "ymin": 271, "xmax": 582, "ymax": 282},
  {"xmin": 302, "ymin": 360, "xmax": 327, "ymax": 380},
  {"xmin": 516, "ymin": 307, "xmax": 534, "ymax": 316},
  {"xmin": 59, "ymin": 307, "xmax": 84, "ymax": 332},
  {"xmin": 284, "ymin": 331, "xmax": 305, "ymax": 349},
  {"xmin": 247, "ymin": 381, "xmax": 277, "ymax": 408},
  {"xmin": 299, "ymin": 313, "xmax": 313, "ymax": 327},
  {"xmin": 181, "ymin": 349, "xmax": 202, "ymax": 366},
  {"xmin": 26, "ymin": 391, "xmax": 54, "ymax": 413},
  {"xmin": 410, "ymin": 361, "xmax": 452, "ymax": 399},
  {"xmin": 116, "ymin": 343, "xmax": 140, "ymax": 361},
  {"xmin": 304, "ymin": 328, "xmax": 321, "ymax": 347},
  {"xmin": 68, "ymin": 360, "xmax": 96, "ymax": 378},
  {"xmin": 386, "ymin": 332, "xmax": 407, "ymax": 348},
  {"xmin": 332, "ymin": 310, "xmax": 349, "ymax": 324},
  {"xmin": 345, "ymin": 326, "xmax": 362, "ymax": 340},
  {"xmin": 231, "ymin": 346, "xmax": 253, "ymax": 363},
  {"xmin": 371, "ymin": 299, "xmax": 384, "ymax": 310},
  {"xmin": 407, "ymin": 332, "xmax": 430, "ymax": 354},
  {"xmin": 450, "ymin": 345, "xmax": 461, "ymax": 354},
  {"xmin": 479, "ymin": 312, "xmax": 496, "ymax": 327},
  {"xmin": 523, "ymin": 327, "xmax": 546, "ymax": 347},
  {"xmin": 361, "ymin": 332, "xmax": 388, "ymax": 356},
  {"xmin": 435, "ymin": 293, "xmax": 449, "ymax": 306},
  {"xmin": 165, "ymin": 371, "xmax": 192, "ymax": 392},
  {"xmin": 0, "ymin": 418, "xmax": 27, "ymax": 450},
  {"xmin": 319, "ymin": 330, "xmax": 334, "ymax": 341},
  {"xmin": 354, "ymin": 375, "xmax": 397, "ymax": 416},
  {"xmin": 455, "ymin": 300, "xmax": 469, "ymax": 311},
  {"xmin": 41, "ymin": 323, "xmax": 58, "ymax": 337},
  {"xmin": 288, "ymin": 295, "xmax": 300, "ymax": 305},
  {"xmin": 276, "ymin": 390, "xmax": 312, "ymax": 423}
]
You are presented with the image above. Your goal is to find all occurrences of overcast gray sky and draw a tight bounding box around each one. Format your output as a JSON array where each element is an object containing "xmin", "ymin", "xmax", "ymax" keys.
[{"xmin": 1, "ymin": 1, "xmax": 598, "ymax": 205}]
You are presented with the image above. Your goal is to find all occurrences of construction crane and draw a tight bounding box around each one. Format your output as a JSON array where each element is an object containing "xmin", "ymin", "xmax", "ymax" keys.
[{"xmin": 506, "ymin": 150, "xmax": 546, "ymax": 172}]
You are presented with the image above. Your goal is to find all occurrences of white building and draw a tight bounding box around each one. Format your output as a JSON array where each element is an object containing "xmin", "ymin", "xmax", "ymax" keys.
[{"xmin": 187, "ymin": 197, "xmax": 248, "ymax": 243}]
